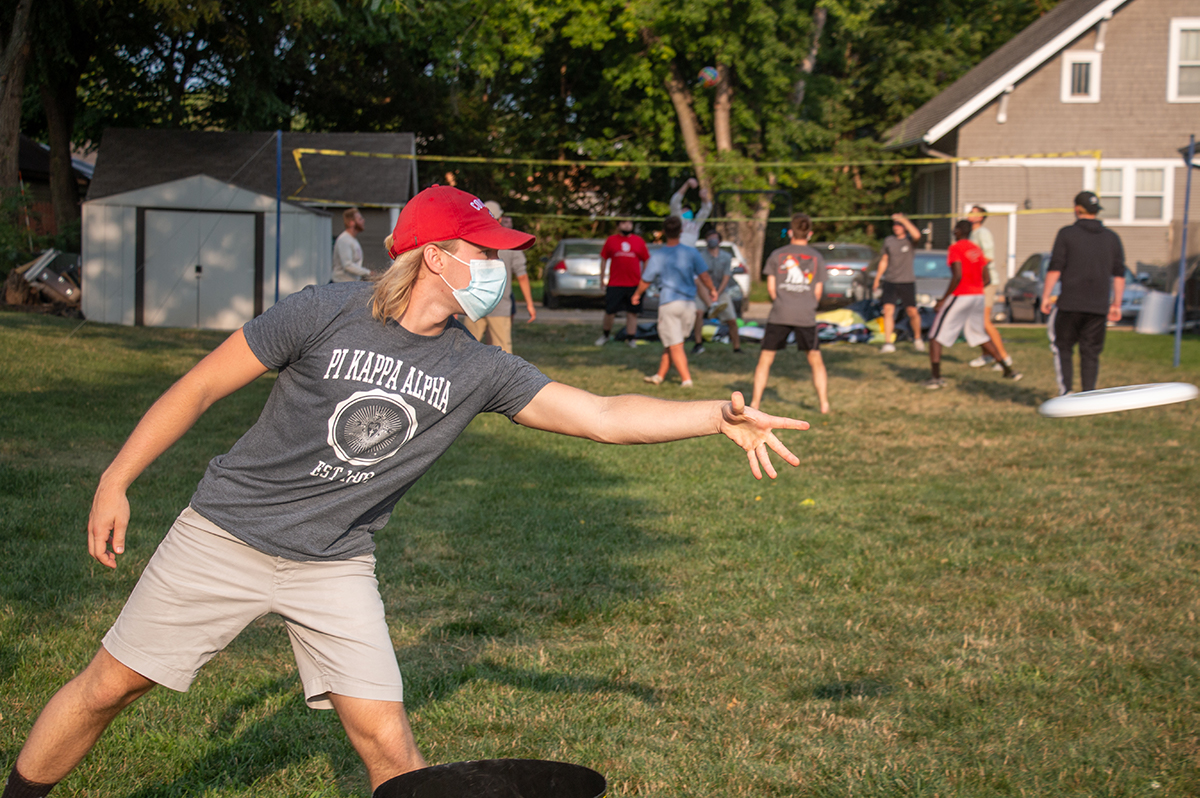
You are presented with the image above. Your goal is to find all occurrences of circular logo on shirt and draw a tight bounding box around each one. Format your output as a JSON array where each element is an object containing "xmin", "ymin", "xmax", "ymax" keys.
[
  {"xmin": 327, "ymin": 389, "xmax": 419, "ymax": 466},
  {"xmin": 621, "ymin": 242, "xmax": 631, "ymax": 252}
]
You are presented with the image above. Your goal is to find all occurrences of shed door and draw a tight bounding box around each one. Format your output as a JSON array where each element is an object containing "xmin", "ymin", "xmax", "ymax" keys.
[{"xmin": 143, "ymin": 210, "xmax": 256, "ymax": 329}]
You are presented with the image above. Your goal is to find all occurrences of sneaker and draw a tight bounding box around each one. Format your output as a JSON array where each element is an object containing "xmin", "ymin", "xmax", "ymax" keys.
[
  {"xmin": 627, "ymin": 338, "xmax": 638, "ymax": 348},
  {"xmin": 923, "ymin": 377, "xmax": 946, "ymax": 390},
  {"xmin": 692, "ymin": 342, "xmax": 706, "ymax": 355},
  {"xmin": 643, "ymin": 374, "xmax": 664, "ymax": 385},
  {"xmin": 880, "ymin": 343, "xmax": 896, "ymax": 354},
  {"xmin": 680, "ymin": 379, "xmax": 693, "ymax": 388},
  {"xmin": 913, "ymin": 339, "xmax": 927, "ymax": 353},
  {"xmin": 1004, "ymin": 371, "xmax": 1023, "ymax": 382},
  {"xmin": 594, "ymin": 335, "xmax": 610, "ymax": 347},
  {"xmin": 732, "ymin": 348, "xmax": 743, "ymax": 354},
  {"xmin": 969, "ymin": 354, "xmax": 994, "ymax": 368},
  {"xmin": 991, "ymin": 356, "xmax": 1014, "ymax": 372}
]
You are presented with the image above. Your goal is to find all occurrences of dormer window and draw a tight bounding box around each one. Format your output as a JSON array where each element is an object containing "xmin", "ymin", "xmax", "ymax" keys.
[{"xmin": 1061, "ymin": 51, "xmax": 1101, "ymax": 103}]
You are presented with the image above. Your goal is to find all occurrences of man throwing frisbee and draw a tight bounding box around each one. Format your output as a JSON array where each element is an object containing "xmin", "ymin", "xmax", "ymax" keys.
[
  {"xmin": 925, "ymin": 221, "xmax": 1022, "ymax": 389},
  {"xmin": 3, "ymin": 186, "xmax": 808, "ymax": 798}
]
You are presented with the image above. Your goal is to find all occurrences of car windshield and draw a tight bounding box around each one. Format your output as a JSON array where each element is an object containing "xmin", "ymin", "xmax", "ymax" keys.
[
  {"xmin": 820, "ymin": 246, "xmax": 872, "ymax": 262},
  {"xmin": 913, "ymin": 253, "xmax": 952, "ymax": 279},
  {"xmin": 563, "ymin": 241, "xmax": 603, "ymax": 258}
]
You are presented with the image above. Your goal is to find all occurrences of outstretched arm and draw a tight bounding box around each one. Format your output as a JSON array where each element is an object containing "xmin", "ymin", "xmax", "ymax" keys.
[
  {"xmin": 514, "ymin": 383, "xmax": 809, "ymax": 480},
  {"xmin": 88, "ymin": 329, "xmax": 269, "ymax": 568}
]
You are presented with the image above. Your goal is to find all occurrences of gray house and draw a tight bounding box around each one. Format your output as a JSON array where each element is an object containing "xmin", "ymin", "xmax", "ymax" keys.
[{"xmin": 886, "ymin": 0, "xmax": 1198, "ymax": 284}]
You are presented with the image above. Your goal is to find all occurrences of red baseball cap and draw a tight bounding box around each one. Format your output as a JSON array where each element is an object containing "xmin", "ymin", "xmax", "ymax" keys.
[{"xmin": 388, "ymin": 185, "xmax": 535, "ymax": 258}]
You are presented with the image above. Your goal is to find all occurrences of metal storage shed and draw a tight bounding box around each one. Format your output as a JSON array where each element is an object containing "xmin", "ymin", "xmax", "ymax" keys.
[
  {"xmin": 81, "ymin": 129, "xmax": 417, "ymax": 329},
  {"xmin": 82, "ymin": 175, "xmax": 331, "ymax": 329}
]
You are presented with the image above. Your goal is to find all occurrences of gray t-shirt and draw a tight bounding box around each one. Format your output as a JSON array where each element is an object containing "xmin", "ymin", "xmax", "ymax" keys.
[
  {"xmin": 970, "ymin": 226, "xmax": 997, "ymax": 285},
  {"xmin": 880, "ymin": 235, "xmax": 916, "ymax": 284},
  {"xmin": 763, "ymin": 244, "xmax": 826, "ymax": 327},
  {"xmin": 190, "ymin": 282, "xmax": 552, "ymax": 561}
]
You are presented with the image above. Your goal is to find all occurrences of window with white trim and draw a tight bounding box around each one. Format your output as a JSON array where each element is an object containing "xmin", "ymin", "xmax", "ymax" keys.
[
  {"xmin": 1168, "ymin": 18, "xmax": 1200, "ymax": 102},
  {"xmin": 1061, "ymin": 51, "xmax": 1100, "ymax": 103},
  {"xmin": 1086, "ymin": 162, "xmax": 1175, "ymax": 225}
]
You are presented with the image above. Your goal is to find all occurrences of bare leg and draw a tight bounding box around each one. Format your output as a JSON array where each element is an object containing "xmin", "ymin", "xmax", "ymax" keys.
[
  {"xmin": 905, "ymin": 305, "xmax": 924, "ymax": 344},
  {"xmin": 14, "ymin": 647, "xmax": 156, "ymax": 785},
  {"xmin": 750, "ymin": 349, "xmax": 777, "ymax": 409},
  {"xmin": 929, "ymin": 340, "xmax": 942, "ymax": 379},
  {"xmin": 692, "ymin": 312, "xmax": 705, "ymax": 345},
  {"xmin": 979, "ymin": 340, "xmax": 1015, "ymax": 376},
  {"xmin": 881, "ymin": 303, "xmax": 896, "ymax": 343},
  {"xmin": 625, "ymin": 311, "xmax": 638, "ymax": 339},
  {"xmin": 807, "ymin": 350, "xmax": 830, "ymax": 413},
  {"xmin": 729, "ymin": 322, "xmax": 741, "ymax": 350},
  {"xmin": 666, "ymin": 343, "xmax": 692, "ymax": 383},
  {"xmin": 329, "ymin": 694, "xmax": 427, "ymax": 791},
  {"xmin": 983, "ymin": 302, "xmax": 1008, "ymax": 360},
  {"xmin": 600, "ymin": 313, "xmax": 615, "ymax": 338},
  {"xmin": 655, "ymin": 351, "xmax": 670, "ymax": 381}
]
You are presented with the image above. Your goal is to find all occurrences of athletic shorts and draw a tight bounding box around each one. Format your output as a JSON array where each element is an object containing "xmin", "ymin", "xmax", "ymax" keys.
[
  {"xmin": 694, "ymin": 289, "xmax": 739, "ymax": 323},
  {"xmin": 761, "ymin": 323, "xmax": 819, "ymax": 352},
  {"xmin": 605, "ymin": 286, "xmax": 638, "ymax": 316},
  {"xmin": 657, "ymin": 300, "xmax": 697, "ymax": 347},
  {"xmin": 880, "ymin": 281, "xmax": 916, "ymax": 309},
  {"xmin": 102, "ymin": 506, "xmax": 404, "ymax": 710},
  {"xmin": 929, "ymin": 294, "xmax": 989, "ymax": 349}
]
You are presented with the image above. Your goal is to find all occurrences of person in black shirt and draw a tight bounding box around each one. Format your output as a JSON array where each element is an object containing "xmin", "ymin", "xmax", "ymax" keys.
[{"xmin": 1040, "ymin": 191, "xmax": 1125, "ymax": 395}]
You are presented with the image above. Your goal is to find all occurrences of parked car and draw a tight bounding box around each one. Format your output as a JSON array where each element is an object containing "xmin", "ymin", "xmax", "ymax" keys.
[
  {"xmin": 542, "ymin": 239, "xmax": 605, "ymax": 308},
  {"xmin": 645, "ymin": 241, "xmax": 749, "ymax": 316},
  {"xmin": 809, "ymin": 242, "xmax": 874, "ymax": 308},
  {"xmin": 1003, "ymin": 252, "xmax": 1149, "ymax": 323},
  {"xmin": 852, "ymin": 249, "xmax": 953, "ymax": 308}
]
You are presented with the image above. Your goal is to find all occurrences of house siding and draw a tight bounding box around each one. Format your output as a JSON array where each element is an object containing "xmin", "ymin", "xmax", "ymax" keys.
[
  {"xmin": 957, "ymin": 0, "xmax": 1199, "ymax": 159},
  {"xmin": 922, "ymin": 0, "xmax": 1200, "ymax": 275}
]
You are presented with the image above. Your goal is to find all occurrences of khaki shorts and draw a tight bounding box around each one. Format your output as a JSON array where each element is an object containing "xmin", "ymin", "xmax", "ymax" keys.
[
  {"xmin": 464, "ymin": 315, "xmax": 514, "ymax": 354},
  {"xmin": 983, "ymin": 283, "xmax": 997, "ymax": 310},
  {"xmin": 657, "ymin": 300, "xmax": 697, "ymax": 347},
  {"xmin": 103, "ymin": 507, "xmax": 404, "ymax": 710}
]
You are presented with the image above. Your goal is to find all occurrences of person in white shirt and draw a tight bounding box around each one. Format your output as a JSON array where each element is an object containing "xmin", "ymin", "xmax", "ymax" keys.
[
  {"xmin": 669, "ymin": 178, "xmax": 713, "ymax": 248},
  {"xmin": 332, "ymin": 208, "xmax": 371, "ymax": 282},
  {"xmin": 967, "ymin": 205, "xmax": 1013, "ymax": 370}
]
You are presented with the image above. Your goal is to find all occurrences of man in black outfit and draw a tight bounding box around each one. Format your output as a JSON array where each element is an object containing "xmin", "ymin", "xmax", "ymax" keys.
[{"xmin": 1040, "ymin": 191, "xmax": 1125, "ymax": 395}]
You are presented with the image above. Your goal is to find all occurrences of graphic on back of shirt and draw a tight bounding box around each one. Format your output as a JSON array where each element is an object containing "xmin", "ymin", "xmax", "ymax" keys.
[
  {"xmin": 779, "ymin": 254, "xmax": 816, "ymax": 290},
  {"xmin": 328, "ymin": 389, "xmax": 418, "ymax": 466}
]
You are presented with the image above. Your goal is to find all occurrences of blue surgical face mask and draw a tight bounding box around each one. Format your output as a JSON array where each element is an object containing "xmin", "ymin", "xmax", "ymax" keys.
[{"xmin": 439, "ymin": 248, "xmax": 507, "ymax": 321}]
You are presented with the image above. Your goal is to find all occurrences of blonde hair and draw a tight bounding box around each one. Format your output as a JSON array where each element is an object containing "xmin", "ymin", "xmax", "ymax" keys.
[{"xmin": 372, "ymin": 237, "xmax": 460, "ymax": 323}]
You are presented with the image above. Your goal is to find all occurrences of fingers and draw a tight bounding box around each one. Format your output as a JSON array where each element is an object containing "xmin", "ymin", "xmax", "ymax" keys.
[
  {"xmin": 745, "ymin": 448, "xmax": 763, "ymax": 480},
  {"xmin": 755, "ymin": 444, "xmax": 779, "ymax": 479},
  {"xmin": 730, "ymin": 390, "xmax": 746, "ymax": 416}
]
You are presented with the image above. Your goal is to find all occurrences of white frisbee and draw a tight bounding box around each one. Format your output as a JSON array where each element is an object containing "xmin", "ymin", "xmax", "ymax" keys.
[{"xmin": 1038, "ymin": 382, "xmax": 1199, "ymax": 418}]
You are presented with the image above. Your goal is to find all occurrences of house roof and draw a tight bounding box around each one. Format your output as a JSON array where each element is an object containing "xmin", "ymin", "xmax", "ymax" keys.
[
  {"xmin": 87, "ymin": 129, "xmax": 416, "ymax": 207},
  {"xmin": 884, "ymin": 0, "xmax": 1131, "ymax": 149},
  {"xmin": 19, "ymin": 134, "xmax": 94, "ymax": 182}
]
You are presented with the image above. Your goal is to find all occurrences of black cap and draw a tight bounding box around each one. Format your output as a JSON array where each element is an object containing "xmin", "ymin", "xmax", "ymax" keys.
[{"xmin": 1074, "ymin": 191, "xmax": 1102, "ymax": 214}]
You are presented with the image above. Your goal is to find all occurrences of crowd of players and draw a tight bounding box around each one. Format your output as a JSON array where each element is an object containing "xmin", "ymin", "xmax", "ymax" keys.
[{"xmin": 584, "ymin": 183, "xmax": 1128, "ymax": 409}]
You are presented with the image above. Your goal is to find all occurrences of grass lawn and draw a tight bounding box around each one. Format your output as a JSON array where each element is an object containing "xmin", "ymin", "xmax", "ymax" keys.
[{"xmin": 1, "ymin": 312, "xmax": 1198, "ymax": 797}]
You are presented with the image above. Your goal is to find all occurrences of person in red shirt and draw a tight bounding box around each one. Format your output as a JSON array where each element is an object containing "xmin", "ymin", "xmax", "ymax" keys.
[
  {"xmin": 924, "ymin": 221, "xmax": 1021, "ymax": 389},
  {"xmin": 596, "ymin": 219, "xmax": 651, "ymax": 347}
]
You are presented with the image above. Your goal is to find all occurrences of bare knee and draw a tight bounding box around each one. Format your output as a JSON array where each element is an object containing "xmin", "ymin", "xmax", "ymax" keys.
[{"xmin": 74, "ymin": 648, "xmax": 156, "ymax": 712}]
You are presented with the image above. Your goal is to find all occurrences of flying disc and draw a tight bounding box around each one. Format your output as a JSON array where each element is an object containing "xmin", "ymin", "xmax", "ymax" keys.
[
  {"xmin": 1037, "ymin": 382, "xmax": 1198, "ymax": 418},
  {"xmin": 373, "ymin": 759, "xmax": 606, "ymax": 798}
]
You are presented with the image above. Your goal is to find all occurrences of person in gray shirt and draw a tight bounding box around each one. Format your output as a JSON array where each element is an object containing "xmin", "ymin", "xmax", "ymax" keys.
[
  {"xmin": 872, "ymin": 212, "xmax": 926, "ymax": 354},
  {"xmin": 5, "ymin": 186, "xmax": 810, "ymax": 798}
]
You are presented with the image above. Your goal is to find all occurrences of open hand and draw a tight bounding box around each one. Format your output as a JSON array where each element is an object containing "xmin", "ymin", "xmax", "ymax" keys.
[{"xmin": 719, "ymin": 391, "xmax": 808, "ymax": 480}]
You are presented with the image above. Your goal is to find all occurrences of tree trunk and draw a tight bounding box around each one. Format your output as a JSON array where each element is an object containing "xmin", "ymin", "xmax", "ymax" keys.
[
  {"xmin": 663, "ymin": 60, "xmax": 708, "ymax": 184},
  {"xmin": 735, "ymin": 175, "xmax": 776, "ymax": 281},
  {"xmin": 713, "ymin": 64, "xmax": 732, "ymax": 153},
  {"xmin": 791, "ymin": 6, "xmax": 826, "ymax": 108},
  {"xmin": 41, "ymin": 75, "xmax": 82, "ymax": 239},
  {"xmin": 0, "ymin": 0, "xmax": 35, "ymax": 188}
]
